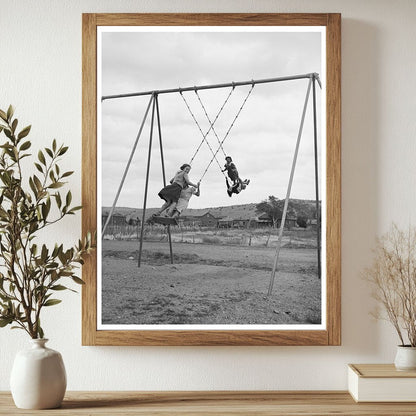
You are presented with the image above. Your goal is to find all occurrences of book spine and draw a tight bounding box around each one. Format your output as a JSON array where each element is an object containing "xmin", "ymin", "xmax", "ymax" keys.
[{"xmin": 347, "ymin": 366, "xmax": 359, "ymax": 402}]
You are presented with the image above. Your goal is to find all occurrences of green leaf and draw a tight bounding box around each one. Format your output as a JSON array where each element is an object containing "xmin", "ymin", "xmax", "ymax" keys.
[
  {"xmin": 33, "ymin": 175, "xmax": 43, "ymax": 192},
  {"xmin": 6, "ymin": 105, "xmax": 14, "ymax": 121},
  {"xmin": 38, "ymin": 150, "xmax": 46, "ymax": 165},
  {"xmin": 29, "ymin": 177, "xmax": 38, "ymax": 197},
  {"xmin": 48, "ymin": 182, "xmax": 64, "ymax": 189},
  {"xmin": 41, "ymin": 244, "xmax": 48, "ymax": 262},
  {"xmin": 34, "ymin": 162, "xmax": 43, "ymax": 173},
  {"xmin": 19, "ymin": 140, "xmax": 31, "ymax": 151},
  {"xmin": 56, "ymin": 244, "xmax": 63, "ymax": 258},
  {"xmin": 17, "ymin": 125, "xmax": 31, "ymax": 140},
  {"xmin": 69, "ymin": 206, "xmax": 82, "ymax": 213},
  {"xmin": 52, "ymin": 139, "xmax": 57, "ymax": 152},
  {"xmin": 61, "ymin": 171, "xmax": 74, "ymax": 178},
  {"xmin": 51, "ymin": 244, "xmax": 59, "ymax": 258},
  {"xmin": 58, "ymin": 250, "xmax": 67, "ymax": 264},
  {"xmin": 58, "ymin": 146, "xmax": 68, "ymax": 156},
  {"xmin": 41, "ymin": 202, "xmax": 50, "ymax": 221},
  {"xmin": 55, "ymin": 192, "xmax": 62, "ymax": 208},
  {"xmin": 45, "ymin": 148, "xmax": 53, "ymax": 158},
  {"xmin": 11, "ymin": 118, "xmax": 18, "ymax": 133},
  {"xmin": 43, "ymin": 299, "xmax": 62, "ymax": 307},
  {"xmin": 0, "ymin": 109, "xmax": 7, "ymax": 121},
  {"xmin": 50, "ymin": 285, "xmax": 68, "ymax": 291},
  {"xmin": 0, "ymin": 317, "xmax": 13, "ymax": 327},
  {"xmin": 65, "ymin": 191, "xmax": 72, "ymax": 207},
  {"xmin": 4, "ymin": 128, "xmax": 12, "ymax": 140},
  {"xmin": 38, "ymin": 325, "xmax": 44, "ymax": 339},
  {"xmin": 71, "ymin": 276, "xmax": 85, "ymax": 285}
]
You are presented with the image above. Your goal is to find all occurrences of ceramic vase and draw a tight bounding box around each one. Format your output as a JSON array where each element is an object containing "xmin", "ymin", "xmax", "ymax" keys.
[
  {"xmin": 394, "ymin": 345, "xmax": 416, "ymax": 371},
  {"xmin": 10, "ymin": 338, "xmax": 67, "ymax": 409}
]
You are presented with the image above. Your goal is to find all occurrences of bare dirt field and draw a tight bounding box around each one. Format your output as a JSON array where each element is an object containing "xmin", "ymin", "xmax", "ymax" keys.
[{"xmin": 101, "ymin": 236, "xmax": 321, "ymax": 326}]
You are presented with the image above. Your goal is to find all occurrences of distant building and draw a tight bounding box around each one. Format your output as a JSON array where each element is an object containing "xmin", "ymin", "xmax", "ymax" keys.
[
  {"xmin": 181, "ymin": 211, "xmax": 219, "ymax": 227},
  {"xmin": 102, "ymin": 213, "xmax": 127, "ymax": 228},
  {"xmin": 216, "ymin": 213, "xmax": 297, "ymax": 229},
  {"xmin": 199, "ymin": 212, "xmax": 218, "ymax": 227},
  {"xmin": 254, "ymin": 213, "xmax": 273, "ymax": 227},
  {"xmin": 217, "ymin": 216, "xmax": 234, "ymax": 228},
  {"xmin": 276, "ymin": 217, "xmax": 297, "ymax": 229},
  {"xmin": 218, "ymin": 213, "xmax": 272, "ymax": 228}
]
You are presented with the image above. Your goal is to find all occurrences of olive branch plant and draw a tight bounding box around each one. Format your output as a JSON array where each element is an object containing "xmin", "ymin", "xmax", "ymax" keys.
[
  {"xmin": 363, "ymin": 223, "xmax": 416, "ymax": 347},
  {"xmin": 0, "ymin": 106, "xmax": 94, "ymax": 339}
]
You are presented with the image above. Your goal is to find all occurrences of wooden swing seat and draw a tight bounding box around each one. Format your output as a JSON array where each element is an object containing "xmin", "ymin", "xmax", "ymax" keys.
[{"xmin": 152, "ymin": 216, "xmax": 179, "ymax": 226}]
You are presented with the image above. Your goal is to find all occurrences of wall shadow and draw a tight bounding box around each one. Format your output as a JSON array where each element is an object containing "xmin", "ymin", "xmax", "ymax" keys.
[{"xmin": 340, "ymin": 18, "xmax": 382, "ymax": 356}]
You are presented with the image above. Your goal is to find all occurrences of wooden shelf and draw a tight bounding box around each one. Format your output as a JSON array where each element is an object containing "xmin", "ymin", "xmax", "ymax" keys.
[{"xmin": 2, "ymin": 391, "xmax": 416, "ymax": 415}]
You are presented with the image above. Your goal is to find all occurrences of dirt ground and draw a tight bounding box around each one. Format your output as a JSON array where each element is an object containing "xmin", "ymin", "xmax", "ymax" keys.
[{"xmin": 101, "ymin": 239, "xmax": 321, "ymax": 326}]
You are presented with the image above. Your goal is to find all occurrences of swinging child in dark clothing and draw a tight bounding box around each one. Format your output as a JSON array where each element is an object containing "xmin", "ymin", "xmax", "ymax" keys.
[{"xmin": 222, "ymin": 156, "xmax": 250, "ymax": 197}]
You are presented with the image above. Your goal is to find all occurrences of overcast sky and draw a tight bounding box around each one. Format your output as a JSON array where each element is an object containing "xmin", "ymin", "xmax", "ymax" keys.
[{"xmin": 99, "ymin": 28, "xmax": 324, "ymax": 210}]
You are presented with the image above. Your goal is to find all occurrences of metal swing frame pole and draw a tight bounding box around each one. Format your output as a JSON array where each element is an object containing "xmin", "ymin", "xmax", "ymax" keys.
[
  {"xmin": 267, "ymin": 77, "xmax": 313, "ymax": 296},
  {"xmin": 138, "ymin": 94, "xmax": 157, "ymax": 267},
  {"xmin": 312, "ymin": 77, "xmax": 322, "ymax": 279},
  {"xmin": 155, "ymin": 94, "xmax": 174, "ymax": 264},
  {"xmin": 102, "ymin": 94, "xmax": 154, "ymax": 237},
  {"xmin": 102, "ymin": 73, "xmax": 319, "ymax": 101}
]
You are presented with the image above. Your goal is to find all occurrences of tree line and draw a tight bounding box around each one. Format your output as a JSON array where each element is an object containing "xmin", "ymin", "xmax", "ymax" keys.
[{"xmin": 255, "ymin": 196, "xmax": 320, "ymax": 228}]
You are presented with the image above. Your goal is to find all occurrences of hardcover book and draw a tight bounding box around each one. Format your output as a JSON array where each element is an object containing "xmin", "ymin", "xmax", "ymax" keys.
[{"xmin": 348, "ymin": 364, "xmax": 416, "ymax": 402}]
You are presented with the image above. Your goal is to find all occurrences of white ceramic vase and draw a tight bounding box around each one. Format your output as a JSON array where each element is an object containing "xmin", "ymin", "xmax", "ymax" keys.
[
  {"xmin": 394, "ymin": 345, "xmax": 416, "ymax": 371},
  {"xmin": 10, "ymin": 338, "xmax": 67, "ymax": 409}
]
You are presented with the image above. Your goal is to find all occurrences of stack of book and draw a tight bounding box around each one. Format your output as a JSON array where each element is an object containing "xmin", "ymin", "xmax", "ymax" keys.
[{"xmin": 348, "ymin": 364, "xmax": 416, "ymax": 402}]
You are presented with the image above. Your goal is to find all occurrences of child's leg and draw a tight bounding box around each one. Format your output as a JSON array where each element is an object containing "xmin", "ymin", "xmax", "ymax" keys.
[
  {"xmin": 166, "ymin": 202, "xmax": 177, "ymax": 217},
  {"xmin": 154, "ymin": 200, "xmax": 171, "ymax": 216}
]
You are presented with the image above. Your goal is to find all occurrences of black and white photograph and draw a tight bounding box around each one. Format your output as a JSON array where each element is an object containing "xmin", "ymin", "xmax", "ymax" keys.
[{"xmin": 98, "ymin": 26, "xmax": 326, "ymax": 329}]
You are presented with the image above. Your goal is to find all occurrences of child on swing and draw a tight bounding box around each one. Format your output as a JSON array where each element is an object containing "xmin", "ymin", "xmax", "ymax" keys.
[
  {"xmin": 168, "ymin": 182, "xmax": 201, "ymax": 218},
  {"xmin": 222, "ymin": 156, "xmax": 250, "ymax": 197},
  {"xmin": 151, "ymin": 164, "xmax": 198, "ymax": 219}
]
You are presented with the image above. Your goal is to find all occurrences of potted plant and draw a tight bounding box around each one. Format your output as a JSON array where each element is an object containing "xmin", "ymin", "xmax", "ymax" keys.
[
  {"xmin": 0, "ymin": 106, "xmax": 94, "ymax": 408},
  {"xmin": 363, "ymin": 223, "xmax": 416, "ymax": 370}
]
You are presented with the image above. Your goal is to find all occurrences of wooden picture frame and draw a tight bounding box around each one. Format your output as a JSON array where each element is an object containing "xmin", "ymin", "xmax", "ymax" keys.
[{"xmin": 82, "ymin": 13, "xmax": 341, "ymax": 346}]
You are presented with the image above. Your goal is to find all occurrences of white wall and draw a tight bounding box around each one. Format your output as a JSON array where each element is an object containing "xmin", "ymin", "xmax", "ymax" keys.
[{"xmin": 1, "ymin": 0, "xmax": 416, "ymax": 391}]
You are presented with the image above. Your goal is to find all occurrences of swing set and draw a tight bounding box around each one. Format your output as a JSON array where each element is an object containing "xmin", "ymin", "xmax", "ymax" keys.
[{"xmin": 101, "ymin": 72, "xmax": 322, "ymax": 295}]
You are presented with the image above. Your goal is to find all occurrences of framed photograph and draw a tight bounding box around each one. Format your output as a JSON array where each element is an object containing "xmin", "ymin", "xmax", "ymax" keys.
[{"xmin": 82, "ymin": 13, "xmax": 341, "ymax": 346}]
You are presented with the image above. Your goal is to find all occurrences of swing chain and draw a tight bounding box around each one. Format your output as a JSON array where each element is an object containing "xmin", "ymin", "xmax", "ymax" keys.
[
  {"xmin": 198, "ymin": 83, "xmax": 255, "ymax": 182},
  {"xmin": 181, "ymin": 88, "xmax": 234, "ymax": 172},
  {"xmin": 194, "ymin": 88, "xmax": 233, "ymax": 159}
]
